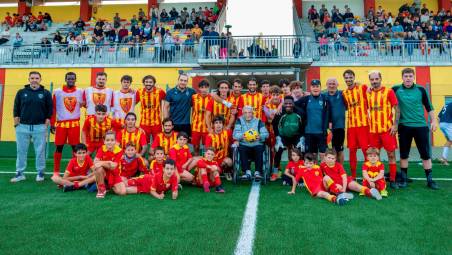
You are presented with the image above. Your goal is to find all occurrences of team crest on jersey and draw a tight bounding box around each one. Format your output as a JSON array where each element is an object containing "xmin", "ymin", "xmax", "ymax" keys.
[
  {"xmin": 64, "ymin": 96, "xmax": 77, "ymax": 113},
  {"xmin": 92, "ymin": 93, "xmax": 106, "ymax": 105},
  {"xmin": 120, "ymin": 98, "xmax": 132, "ymax": 113}
]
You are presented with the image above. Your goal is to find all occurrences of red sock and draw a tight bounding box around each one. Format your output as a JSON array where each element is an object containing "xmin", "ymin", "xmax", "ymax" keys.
[
  {"xmin": 53, "ymin": 151, "xmax": 62, "ymax": 174},
  {"xmin": 201, "ymin": 173, "xmax": 208, "ymax": 184},
  {"xmin": 349, "ymin": 148, "xmax": 357, "ymax": 179},
  {"xmin": 214, "ymin": 176, "xmax": 221, "ymax": 186},
  {"xmin": 389, "ymin": 163, "xmax": 397, "ymax": 182},
  {"xmin": 363, "ymin": 187, "xmax": 371, "ymax": 197},
  {"xmin": 73, "ymin": 181, "xmax": 79, "ymax": 189},
  {"xmin": 330, "ymin": 184, "xmax": 341, "ymax": 195},
  {"xmin": 98, "ymin": 183, "xmax": 106, "ymax": 191}
]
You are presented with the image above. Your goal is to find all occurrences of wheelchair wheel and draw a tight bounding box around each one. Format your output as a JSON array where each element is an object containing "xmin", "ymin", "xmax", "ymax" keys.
[
  {"xmin": 261, "ymin": 146, "xmax": 270, "ymax": 185},
  {"xmin": 232, "ymin": 146, "xmax": 241, "ymax": 184}
]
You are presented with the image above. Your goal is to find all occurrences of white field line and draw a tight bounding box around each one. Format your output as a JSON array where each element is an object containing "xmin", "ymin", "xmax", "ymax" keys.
[{"xmin": 234, "ymin": 182, "xmax": 261, "ymax": 255}]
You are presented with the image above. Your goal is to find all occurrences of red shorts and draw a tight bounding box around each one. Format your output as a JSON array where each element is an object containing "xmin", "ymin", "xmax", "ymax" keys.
[
  {"xmin": 105, "ymin": 170, "xmax": 123, "ymax": 189},
  {"xmin": 347, "ymin": 126, "xmax": 370, "ymax": 150},
  {"xmin": 326, "ymin": 176, "xmax": 354, "ymax": 195},
  {"xmin": 194, "ymin": 169, "xmax": 219, "ymax": 186},
  {"xmin": 140, "ymin": 125, "xmax": 162, "ymax": 143},
  {"xmin": 55, "ymin": 126, "xmax": 80, "ymax": 146},
  {"xmin": 191, "ymin": 131, "xmax": 208, "ymax": 147},
  {"xmin": 87, "ymin": 142, "xmax": 103, "ymax": 154},
  {"xmin": 362, "ymin": 178, "xmax": 387, "ymax": 191},
  {"xmin": 127, "ymin": 175, "xmax": 153, "ymax": 193},
  {"xmin": 369, "ymin": 131, "xmax": 398, "ymax": 152},
  {"xmin": 301, "ymin": 175, "xmax": 325, "ymax": 196}
]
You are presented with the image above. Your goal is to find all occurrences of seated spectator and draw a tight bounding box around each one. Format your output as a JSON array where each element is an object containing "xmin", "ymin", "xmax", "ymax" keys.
[
  {"xmin": 95, "ymin": 19, "xmax": 104, "ymax": 29},
  {"xmin": 160, "ymin": 9, "xmax": 170, "ymax": 22},
  {"xmin": 174, "ymin": 18, "xmax": 183, "ymax": 30},
  {"xmin": 38, "ymin": 21, "xmax": 47, "ymax": 31},
  {"xmin": 0, "ymin": 26, "xmax": 10, "ymax": 45},
  {"xmin": 313, "ymin": 20, "xmax": 325, "ymax": 38},
  {"xmin": 392, "ymin": 21, "xmax": 404, "ymax": 36},
  {"xmin": 142, "ymin": 23, "xmax": 152, "ymax": 40},
  {"xmin": 155, "ymin": 23, "xmax": 166, "ymax": 37},
  {"xmin": 53, "ymin": 30, "xmax": 63, "ymax": 44},
  {"xmin": 130, "ymin": 15, "xmax": 138, "ymax": 27},
  {"xmin": 37, "ymin": 12, "xmax": 43, "ymax": 24},
  {"xmin": 192, "ymin": 23, "xmax": 203, "ymax": 41},
  {"xmin": 352, "ymin": 21, "xmax": 364, "ymax": 35},
  {"xmin": 413, "ymin": 26, "xmax": 425, "ymax": 40},
  {"xmin": 118, "ymin": 24, "xmax": 129, "ymax": 42},
  {"xmin": 309, "ymin": 9, "xmax": 320, "ymax": 23},
  {"xmin": 131, "ymin": 24, "xmax": 141, "ymax": 37},
  {"xmin": 93, "ymin": 25, "xmax": 103, "ymax": 38},
  {"xmin": 332, "ymin": 9, "xmax": 343, "ymax": 23},
  {"xmin": 43, "ymin": 12, "xmax": 52, "ymax": 27},
  {"xmin": 308, "ymin": 5, "xmax": 318, "ymax": 21},
  {"xmin": 3, "ymin": 12, "xmax": 13, "ymax": 27},
  {"xmin": 238, "ymin": 48, "xmax": 245, "ymax": 58},
  {"xmin": 138, "ymin": 8, "xmax": 146, "ymax": 22},
  {"xmin": 13, "ymin": 32, "xmax": 23, "ymax": 47},
  {"xmin": 169, "ymin": 7, "xmax": 179, "ymax": 21}
]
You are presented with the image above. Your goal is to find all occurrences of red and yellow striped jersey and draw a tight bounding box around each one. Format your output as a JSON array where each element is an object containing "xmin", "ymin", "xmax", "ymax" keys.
[
  {"xmin": 228, "ymin": 94, "xmax": 241, "ymax": 108},
  {"xmin": 206, "ymin": 97, "xmax": 231, "ymax": 124},
  {"xmin": 343, "ymin": 84, "xmax": 369, "ymax": 128},
  {"xmin": 366, "ymin": 86, "xmax": 398, "ymax": 133},
  {"xmin": 362, "ymin": 161, "xmax": 384, "ymax": 178},
  {"xmin": 191, "ymin": 94, "xmax": 211, "ymax": 133},
  {"xmin": 205, "ymin": 129, "xmax": 232, "ymax": 161},
  {"xmin": 136, "ymin": 87, "xmax": 166, "ymax": 127},
  {"xmin": 150, "ymin": 159, "xmax": 165, "ymax": 175},
  {"xmin": 82, "ymin": 116, "xmax": 122, "ymax": 143},
  {"xmin": 264, "ymin": 101, "xmax": 280, "ymax": 134},
  {"xmin": 237, "ymin": 92, "xmax": 265, "ymax": 121},
  {"xmin": 116, "ymin": 128, "xmax": 148, "ymax": 152},
  {"xmin": 151, "ymin": 132, "xmax": 178, "ymax": 154}
]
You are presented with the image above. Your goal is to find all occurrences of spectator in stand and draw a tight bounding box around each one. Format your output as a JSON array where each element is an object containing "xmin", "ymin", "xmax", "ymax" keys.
[
  {"xmin": 40, "ymin": 37, "xmax": 52, "ymax": 59},
  {"xmin": 74, "ymin": 17, "xmax": 85, "ymax": 33},
  {"xmin": 43, "ymin": 12, "xmax": 52, "ymax": 27},
  {"xmin": 131, "ymin": 15, "xmax": 138, "ymax": 27},
  {"xmin": 308, "ymin": 5, "xmax": 318, "ymax": 22},
  {"xmin": 0, "ymin": 26, "xmax": 10, "ymax": 45},
  {"xmin": 150, "ymin": 7, "xmax": 159, "ymax": 28},
  {"xmin": 93, "ymin": 25, "xmax": 103, "ymax": 38},
  {"xmin": 293, "ymin": 38, "xmax": 302, "ymax": 58},
  {"xmin": 343, "ymin": 8, "xmax": 354, "ymax": 23},
  {"xmin": 155, "ymin": 22, "xmax": 166, "ymax": 37},
  {"xmin": 174, "ymin": 18, "xmax": 183, "ymax": 30},
  {"xmin": 160, "ymin": 9, "xmax": 170, "ymax": 22},
  {"xmin": 138, "ymin": 8, "xmax": 146, "ymax": 22},
  {"xmin": 113, "ymin": 13, "xmax": 121, "ymax": 29},
  {"xmin": 209, "ymin": 27, "xmax": 220, "ymax": 59},
  {"xmin": 180, "ymin": 7, "xmax": 188, "ymax": 28},
  {"xmin": 184, "ymin": 34, "xmax": 195, "ymax": 56},
  {"xmin": 131, "ymin": 23, "xmax": 141, "ymax": 38},
  {"xmin": 13, "ymin": 32, "xmax": 23, "ymax": 48},
  {"xmin": 4, "ymin": 12, "xmax": 13, "ymax": 27},
  {"xmin": 192, "ymin": 23, "xmax": 202, "ymax": 41},
  {"xmin": 169, "ymin": 7, "xmax": 179, "ymax": 21},
  {"xmin": 118, "ymin": 24, "xmax": 129, "ymax": 42},
  {"xmin": 142, "ymin": 23, "xmax": 152, "ymax": 40},
  {"xmin": 332, "ymin": 9, "xmax": 343, "ymax": 23},
  {"xmin": 153, "ymin": 32, "xmax": 162, "ymax": 62}
]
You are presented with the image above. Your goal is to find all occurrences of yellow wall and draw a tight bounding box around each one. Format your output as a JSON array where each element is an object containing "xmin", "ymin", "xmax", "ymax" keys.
[
  {"xmin": 31, "ymin": 6, "xmax": 80, "ymax": 23},
  {"xmin": 94, "ymin": 4, "xmax": 147, "ymax": 21},
  {"xmin": 0, "ymin": 7, "xmax": 17, "ymax": 16},
  {"xmin": 1, "ymin": 67, "xmax": 191, "ymax": 142},
  {"xmin": 376, "ymin": 0, "xmax": 439, "ymax": 16}
]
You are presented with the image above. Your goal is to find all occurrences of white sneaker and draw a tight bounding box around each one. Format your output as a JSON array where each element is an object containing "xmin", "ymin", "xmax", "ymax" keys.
[
  {"xmin": 370, "ymin": 188, "xmax": 382, "ymax": 200},
  {"xmin": 10, "ymin": 174, "xmax": 26, "ymax": 183},
  {"xmin": 36, "ymin": 174, "xmax": 45, "ymax": 182},
  {"xmin": 341, "ymin": 192, "xmax": 354, "ymax": 200}
]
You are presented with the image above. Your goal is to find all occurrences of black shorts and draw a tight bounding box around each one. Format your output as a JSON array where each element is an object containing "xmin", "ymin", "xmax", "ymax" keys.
[
  {"xmin": 281, "ymin": 135, "xmax": 301, "ymax": 148},
  {"xmin": 331, "ymin": 128, "xmax": 345, "ymax": 152},
  {"xmin": 173, "ymin": 124, "xmax": 192, "ymax": 139},
  {"xmin": 305, "ymin": 133, "xmax": 327, "ymax": 154},
  {"xmin": 398, "ymin": 125, "xmax": 431, "ymax": 160}
]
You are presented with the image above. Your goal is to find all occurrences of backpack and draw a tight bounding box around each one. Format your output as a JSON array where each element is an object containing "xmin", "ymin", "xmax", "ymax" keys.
[{"xmin": 278, "ymin": 113, "xmax": 301, "ymax": 138}]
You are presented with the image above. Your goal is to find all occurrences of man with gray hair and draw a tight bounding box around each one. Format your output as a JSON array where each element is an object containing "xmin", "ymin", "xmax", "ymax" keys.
[
  {"xmin": 233, "ymin": 105, "xmax": 269, "ymax": 180},
  {"xmin": 324, "ymin": 78, "xmax": 346, "ymax": 164}
]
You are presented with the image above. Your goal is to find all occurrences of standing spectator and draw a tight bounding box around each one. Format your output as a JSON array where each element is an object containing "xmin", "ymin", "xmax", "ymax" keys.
[
  {"xmin": 131, "ymin": 24, "xmax": 141, "ymax": 37},
  {"xmin": 150, "ymin": 6, "xmax": 159, "ymax": 28},
  {"xmin": 438, "ymin": 102, "xmax": 452, "ymax": 165},
  {"xmin": 13, "ymin": 32, "xmax": 23, "ymax": 47},
  {"xmin": 169, "ymin": 7, "xmax": 179, "ymax": 21},
  {"xmin": 11, "ymin": 71, "xmax": 52, "ymax": 183},
  {"xmin": 153, "ymin": 32, "xmax": 162, "ymax": 62},
  {"xmin": 343, "ymin": 8, "xmax": 354, "ymax": 22},
  {"xmin": 142, "ymin": 23, "xmax": 152, "ymax": 40},
  {"xmin": 163, "ymin": 32, "xmax": 174, "ymax": 62},
  {"xmin": 392, "ymin": 68, "xmax": 439, "ymax": 190},
  {"xmin": 40, "ymin": 37, "xmax": 51, "ymax": 59},
  {"xmin": 209, "ymin": 27, "xmax": 220, "ymax": 59},
  {"xmin": 191, "ymin": 23, "xmax": 202, "ymax": 41},
  {"xmin": 130, "ymin": 15, "xmax": 138, "ymax": 27},
  {"xmin": 138, "ymin": 8, "xmax": 146, "ymax": 23},
  {"xmin": 293, "ymin": 38, "xmax": 302, "ymax": 58},
  {"xmin": 74, "ymin": 18, "xmax": 85, "ymax": 33},
  {"xmin": 164, "ymin": 73, "xmax": 196, "ymax": 136},
  {"xmin": 113, "ymin": 13, "xmax": 121, "ymax": 29},
  {"xmin": 118, "ymin": 24, "xmax": 128, "ymax": 42},
  {"xmin": 160, "ymin": 9, "xmax": 169, "ymax": 22}
]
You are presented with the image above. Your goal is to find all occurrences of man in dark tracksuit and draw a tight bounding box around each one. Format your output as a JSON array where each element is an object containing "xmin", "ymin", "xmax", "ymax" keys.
[
  {"xmin": 296, "ymin": 79, "xmax": 331, "ymax": 161},
  {"xmin": 11, "ymin": 71, "xmax": 52, "ymax": 183}
]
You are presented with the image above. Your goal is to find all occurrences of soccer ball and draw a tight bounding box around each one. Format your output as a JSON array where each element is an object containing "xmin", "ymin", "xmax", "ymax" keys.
[{"xmin": 244, "ymin": 129, "xmax": 259, "ymax": 142}]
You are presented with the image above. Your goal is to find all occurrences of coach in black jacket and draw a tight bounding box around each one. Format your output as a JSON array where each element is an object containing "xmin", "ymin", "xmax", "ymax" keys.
[
  {"xmin": 11, "ymin": 71, "xmax": 52, "ymax": 183},
  {"xmin": 295, "ymin": 79, "xmax": 331, "ymax": 161}
]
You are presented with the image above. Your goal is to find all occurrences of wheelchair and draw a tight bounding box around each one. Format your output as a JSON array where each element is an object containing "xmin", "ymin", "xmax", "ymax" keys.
[{"xmin": 232, "ymin": 144, "xmax": 271, "ymax": 185}]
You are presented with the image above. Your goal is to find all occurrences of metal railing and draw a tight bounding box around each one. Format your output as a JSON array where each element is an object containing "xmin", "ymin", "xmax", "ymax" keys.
[
  {"xmin": 0, "ymin": 42, "xmax": 200, "ymax": 65},
  {"xmin": 1, "ymin": 37, "xmax": 452, "ymax": 65}
]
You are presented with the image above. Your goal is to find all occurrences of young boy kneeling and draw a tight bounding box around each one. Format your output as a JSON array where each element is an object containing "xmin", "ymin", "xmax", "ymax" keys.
[
  {"xmin": 195, "ymin": 147, "xmax": 225, "ymax": 193},
  {"xmin": 362, "ymin": 147, "xmax": 388, "ymax": 197}
]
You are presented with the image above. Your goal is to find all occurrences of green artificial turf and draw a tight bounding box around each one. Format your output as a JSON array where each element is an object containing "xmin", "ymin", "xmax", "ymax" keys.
[{"xmin": 0, "ymin": 158, "xmax": 450, "ymax": 255}]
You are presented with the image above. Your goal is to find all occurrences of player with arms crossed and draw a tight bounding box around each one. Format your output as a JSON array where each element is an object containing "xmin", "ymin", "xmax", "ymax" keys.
[
  {"xmin": 112, "ymin": 75, "xmax": 136, "ymax": 124},
  {"xmin": 84, "ymin": 72, "xmax": 114, "ymax": 116}
]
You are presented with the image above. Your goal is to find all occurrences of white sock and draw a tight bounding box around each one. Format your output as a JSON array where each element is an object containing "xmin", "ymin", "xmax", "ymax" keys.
[{"xmin": 442, "ymin": 147, "xmax": 449, "ymax": 159}]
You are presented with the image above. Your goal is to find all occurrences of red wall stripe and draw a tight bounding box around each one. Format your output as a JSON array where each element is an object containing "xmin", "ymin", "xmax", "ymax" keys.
[
  {"xmin": 305, "ymin": 66, "xmax": 320, "ymax": 92},
  {"xmin": 91, "ymin": 67, "xmax": 105, "ymax": 87},
  {"xmin": 0, "ymin": 68, "xmax": 5, "ymax": 140},
  {"xmin": 415, "ymin": 66, "xmax": 433, "ymax": 144}
]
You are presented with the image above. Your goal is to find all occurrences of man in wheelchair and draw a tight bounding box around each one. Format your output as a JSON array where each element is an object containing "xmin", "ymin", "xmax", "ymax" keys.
[{"xmin": 233, "ymin": 106, "xmax": 269, "ymax": 181}]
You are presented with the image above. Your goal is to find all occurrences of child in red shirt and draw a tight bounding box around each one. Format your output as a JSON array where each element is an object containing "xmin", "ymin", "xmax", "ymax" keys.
[
  {"xmin": 126, "ymin": 158, "xmax": 179, "ymax": 200},
  {"xmin": 362, "ymin": 147, "xmax": 388, "ymax": 197},
  {"xmin": 321, "ymin": 149, "xmax": 381, "ymax": 201},
  {"xmin": 195, "ymin": 147, "xmax": 225, "ymax": 193},
  {"xmin": 149, "ymin": 146, "xmax": 165, "ymax": 175},
  {"xmin": 51, "ymin": 143, "xmax": 96, "ymax": 192},
  {"xmin": 283, "ymin": 148, "xmax": 304, "ymax": 189},
  {"xmin": 93, "ymin": 131, "xmax": 126, "ymax": 198},
  {"xmin": 120, "ymin": 142, "xmax": 149, "ymax": 179},
  {"xmin": 168, "ymin": 132, "xmax": 198, "ymax": 183}
]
